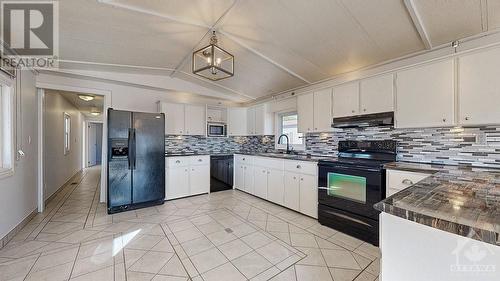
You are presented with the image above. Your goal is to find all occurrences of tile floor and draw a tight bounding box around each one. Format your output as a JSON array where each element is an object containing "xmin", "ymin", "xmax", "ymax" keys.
[{"xmin": 0, "ymin": 166, "xmax": 380, "ymax": 281}]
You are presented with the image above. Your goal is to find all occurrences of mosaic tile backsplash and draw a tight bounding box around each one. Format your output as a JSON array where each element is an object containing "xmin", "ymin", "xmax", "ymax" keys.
[{"xmin": 165, "ymin": 125, "xmax": 500, "ymax": 168}]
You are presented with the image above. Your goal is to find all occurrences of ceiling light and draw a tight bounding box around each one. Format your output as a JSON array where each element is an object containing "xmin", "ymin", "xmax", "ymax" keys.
[
  {"xmin": 90, "ymin": 111, "xmax": 100, "ymax": 116},
  {"xmin": 78, "ymin": 95, "xmax": 94, "ymax": 101},
  {"xmin": 192, "ymin": 31, "xmax": 234, "ymax": 81}
]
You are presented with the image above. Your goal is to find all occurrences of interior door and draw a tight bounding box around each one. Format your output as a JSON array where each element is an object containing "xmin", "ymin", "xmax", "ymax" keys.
[
  {"xmin": 132, "ymin": 112, "xmax": 165, "ymax": 204},
  {"xmin": 88, "ymin": 123, "xmax": 97, "ymax": 167}
]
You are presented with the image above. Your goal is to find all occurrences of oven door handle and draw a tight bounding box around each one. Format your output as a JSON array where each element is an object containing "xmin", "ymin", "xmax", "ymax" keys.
[{"xmin": 323, "ymin": 165, "xmax": 381, "ymax": 173}]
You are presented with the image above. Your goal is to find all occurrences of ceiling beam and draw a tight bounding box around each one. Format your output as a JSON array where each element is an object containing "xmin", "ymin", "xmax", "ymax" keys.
[
  {"xmin": 403, "ymin": 0, "xmax": 432, "ymax": 49},
  {"xmin": 218, "ymin": 30, "xmax": 311, "ymax": 84}
]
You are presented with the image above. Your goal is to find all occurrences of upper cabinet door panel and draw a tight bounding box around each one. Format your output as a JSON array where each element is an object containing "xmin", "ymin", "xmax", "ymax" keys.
[
  {"xmin": 247, "ymin": 107, "xmax": 256, "ymax": 135},
  {"xmin": 459, "ymin": 47, "xmax": 500, "ymax": 125},
  {"xmin": 313, "ymin": 88, "xmax": 333, "ymax": 132},
  {"xmin": 161, "ymin": 103, "xmax": 185, "ymax": 135},
  {"xmin": 297, "ymin": 92, "xmax": 314, "ymax": 133},
  {"xmin": 360, "ymin": 74, "xmax": 394, "ymax": 114},
  {"xmin": 185, "ymin": 105, "xmax": 206, "ymax": 135},
  {"xmin": 228, "ymin": 107, "xmax": 247, "ymax": 136},
  {"xmin": 333, "ymin": 82, "xmax": 360, "ymax": 118},
  {"xmin": 395, "ymin": 60, "xmax": 455, "ymax": 128}
]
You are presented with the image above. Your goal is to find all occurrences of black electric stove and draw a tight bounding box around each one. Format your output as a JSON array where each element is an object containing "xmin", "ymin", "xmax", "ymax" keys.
[{"xmin": 317, "ymin": 140, "xmax": 397, "ymax": 246}]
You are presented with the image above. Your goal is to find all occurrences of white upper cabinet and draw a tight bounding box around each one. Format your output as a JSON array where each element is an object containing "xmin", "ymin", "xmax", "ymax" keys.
[
  {"xmin": 185, "ymin": 105, "xmax": 206, "ymax": 135},
  {"xmin": 313, "ymin": 88, "xmax": 333, "ymax": 132},
  {"xmin": 297, "ymin": 92, "xmax": 314, "ymax": 133},
  {"xmin": 333, "ymin": 82, "xmax": 360, "ymax": 118},
  {"xmin": 227, "ymin": 107, "xmax": 247, "ymax": 136},
  {"xmin": 246, "ymin": 107, "xmax": 256, "ymax": 135},
  {"xmin": 160, "ymin": 102, "xmax": 185, "ymax": 135},
  {"xmin": 360, "ymin": 74, "xmax": 394, "ymax": 114},
  {"xmin": 459, "ymin": 47, "xmax": 500, "ymax": 126},
  {"xmin": 395, "ymin": 59, "xmax": 455, "ymax": 128}
]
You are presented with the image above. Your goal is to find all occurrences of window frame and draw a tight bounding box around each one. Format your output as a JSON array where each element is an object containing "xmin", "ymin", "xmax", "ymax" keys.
[
  {"xmin": 63, "ymin": 112, "xmax": 71, "ymax": 155},
  {"xmin": 275, "ymin": 111, "xmax": 305, "ymax": 151},
  {"xmin": 0, "ymin": 74, "xmax": 15, "ymax": 179}
]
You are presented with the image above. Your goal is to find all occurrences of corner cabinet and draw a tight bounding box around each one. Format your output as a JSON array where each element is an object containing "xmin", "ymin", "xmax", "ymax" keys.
[
  {"xmin": 234, "ymin": 154, "xmax": 318, "ymax": 219},
  {"xmin": 395, "ymin": 59, "xmax": 455, "ymax": 128},
  {"xmin": 165, "ymin": 156, "xmax": 210, "ymax": 200},
  {"xmin": 458, "ymin": 47, "xmax": 500, "ymax": 126}
]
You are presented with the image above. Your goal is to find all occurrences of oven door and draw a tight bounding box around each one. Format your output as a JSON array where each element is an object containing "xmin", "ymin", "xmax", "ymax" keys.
[{"xmin": 318, "ymin": 163, "xmax": 384, "ymax": 220}]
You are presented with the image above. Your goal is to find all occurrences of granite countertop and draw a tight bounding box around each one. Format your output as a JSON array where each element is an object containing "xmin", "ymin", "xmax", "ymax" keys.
[
  {"xmin": 165, "ymin": 151, "xmax": 335, "ymax": 162},
  {"xmin": 375, "ymin": 161, "xmax": 500, "ymax": 246}
]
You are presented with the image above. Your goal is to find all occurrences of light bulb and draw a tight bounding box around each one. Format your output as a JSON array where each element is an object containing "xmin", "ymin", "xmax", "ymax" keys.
[
  {"xmin": 207, "ymin": 57, "xmax": 211, "ymax": 65},
  {"xmin": 216, "ymin": 57, "xmax": 221, "ymax": 66}
]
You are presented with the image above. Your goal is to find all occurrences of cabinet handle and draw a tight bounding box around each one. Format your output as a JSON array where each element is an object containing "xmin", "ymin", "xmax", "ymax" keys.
[
  {"xmin": 185, "ymin": 169, "xmax": 188, "ymax": 172},
  {"xmin": 262, "ymin": 170, "xmax": 266, "ymax": 173},
  {"xmin": 442, "ymin": 118, "xmax": 446, "ymax": 122},
  {"xmin": 402, "ymin": 179, "xmax": 413, "ymax": 185},
  {"xmin": 296, "ymin": 165, "xmax": 301, "ymax": 169},
  {"xmin": 351, "ymin": 110, "xmax": 355, "ymax": 113},
  {"xmin": 175, "ymin": 160, "xmax": 180, "ymax": 164},
  {"xmin": 267, "ymin": 171, "xmax": 270, "ymax": 174},
  {"xmin": 363, "ymin": 109, "xmax": 367, "ymax": 112},
  {"xmin": 293, "ymin": 176, "xmax": 296, "ymax": 180},
  {"xmin": 242, "ymin": 158, "xmax": 245, "ymax": 161},
  {"xmin": 300, "ymin": 178, "xmax": 304, "ymax": 181},
  {"xmin": 244, "ymin": 167, "xmax": 246, "ymax": 170},
  {"xmin": 465, "ymin": 117, "xmax": 470, "ymax": 121},
  {"xmin": 198, "ymin": 159, "xmax": 202, "ymax": 162},
  {"xmin": 314, "ymin": 128, "xmax": 317, "ymax": 130},
  {"xmin": 192, "ymin": 168, "xmax": 194, "ymax": 171}
]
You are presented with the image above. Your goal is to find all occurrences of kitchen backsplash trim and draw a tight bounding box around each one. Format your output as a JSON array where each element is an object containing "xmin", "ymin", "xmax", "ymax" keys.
[{"xmin": 165, "ymin": 125, "xmax": 500, "ymax": 168}]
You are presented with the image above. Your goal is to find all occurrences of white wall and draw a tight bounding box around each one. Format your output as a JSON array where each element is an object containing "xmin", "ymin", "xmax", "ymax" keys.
[
  {"xmin": 43, "ymin": 90, "xmax": 83, "ymax": 200},
  {"xmin": 0, "ymin": 70, "xmax": 38, "ymax": 240}
]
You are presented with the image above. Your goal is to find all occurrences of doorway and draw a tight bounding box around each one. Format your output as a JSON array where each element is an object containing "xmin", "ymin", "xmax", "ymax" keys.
[{"xmin": 87, "ymin": 122, "xmax": 103, "ymax": 167}]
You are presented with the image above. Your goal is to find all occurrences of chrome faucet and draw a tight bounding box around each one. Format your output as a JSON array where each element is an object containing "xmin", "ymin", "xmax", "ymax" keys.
[{"xmin": 277, "ymin": 134, "xmax": 291, "ymax": 154}]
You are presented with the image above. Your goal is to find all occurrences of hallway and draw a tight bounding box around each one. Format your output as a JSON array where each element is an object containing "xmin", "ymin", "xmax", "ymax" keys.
[{"xmin": 0, "ymin": 167, "xmax": 380, "ymax": 281}]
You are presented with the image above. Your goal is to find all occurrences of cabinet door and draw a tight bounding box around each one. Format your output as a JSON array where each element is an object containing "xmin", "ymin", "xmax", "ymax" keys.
[
  {"xmin": 162, "ymin": 103, "xmax": 185, "ymax": 135},
  {"xmin": 253, "ymin": 168, "xmax": 268, "ymax": 199},
  {"xmin": 190, "ymin": 165, "xmax": 210, "ymax": 195},
  {"xmin": 297, "ymin": 92, "xmax": 314, "ymax": 133},
  {"xmin": 185, "ymin": 105, "xmax": 206, "ymax": 135},
  {"xmin": 244, "ymin": 165, "xmax": 255, "ymax": 194},
  {"xmin": 313, "ymin": 88, "xmax": 333, "ymax": 132},
  {"xmin": 235, "ymin": 164, "xmax": 245, "ymax": 190},
  {"xmin": 299, "ymin": 174, "xmax": 318, "ymax": 218},
  {"xmin": 247, "ymin": 107, "xmax": 256, "ymax": 135},
  {"xmin": 228, "ymin": 107, "xmax": 248, "ymax": 136},
  {"xmin": 396, "ymin": 60, "xmax": 455, "ymax": 128},
  {"xmin": 254, "ymin": 103, "xmax": 273, "ymax": 135},
  {"xmin": 459, "ymin": 47, "xmax": 500, "ymax": 125},
  {"xmin": 283, "ymin": 172, "xmax": 300, "ymax": 211},
  {"xmin": 333, "ymin": 82, "xmax": 360, "ymax": 118},
  {"xmin": 166, "ymin": 167, "xmax": 189, "ymax": 200},
  {"xmin": 267, "ymin": 168, "xmax": 284, "ymax": 205},
  {"xmin": 360, "ymin": 74, "xmax": 394, "ymax": 114}
]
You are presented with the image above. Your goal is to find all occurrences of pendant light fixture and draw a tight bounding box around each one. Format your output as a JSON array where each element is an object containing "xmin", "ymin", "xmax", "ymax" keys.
[{"xmin": 192, "ymin": 31, "xmax": 234, "ymax": 81}]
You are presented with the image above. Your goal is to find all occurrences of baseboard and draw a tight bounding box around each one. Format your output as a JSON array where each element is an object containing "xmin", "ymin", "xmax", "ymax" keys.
[
  {"xmin": 44, "ymin": 169, "xmax": 83, "ymax": 206},
  {"xmin": 0, "ymin": 208, "xmax": 37, "ymax": 250}
]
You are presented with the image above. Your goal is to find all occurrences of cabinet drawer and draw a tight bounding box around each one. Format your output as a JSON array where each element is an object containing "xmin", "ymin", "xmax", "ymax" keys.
[
  {"xmin": 189, "ymin": 155, "xmax": 210, "ymax": 166},
  {"xmin": 166, "ymin": 157, "xmax": 189, "ymax": 168},
  {"xmin": 387, "ymin": 169, "xmax": 431, "ymax": 192},
  {"xmin": 284, "ymin": 160, "xmax": 317, "ymax": 175},
  {"xmin": 253, "ymin": 156, "xmax": 284, "ymax": 169},
  {"xmin": 234, "ymin": 154, "xmax": 253, "ymax": 165}
]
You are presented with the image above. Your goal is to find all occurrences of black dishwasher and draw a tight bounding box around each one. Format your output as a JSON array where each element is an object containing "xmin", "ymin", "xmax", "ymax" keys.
[{"xmin": 210, "ymin": 155, "xmax": 234, "ymax": 192}]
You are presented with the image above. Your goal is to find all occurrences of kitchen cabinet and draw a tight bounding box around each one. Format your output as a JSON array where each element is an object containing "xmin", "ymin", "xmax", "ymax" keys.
[
  {"xmin": 160, "ymin": 102, "xmax": 185, "ymax": 135},
  {"xmin": 299, "ymin": 174, "xmax": 317, "ymax": 218},
  {"xmin": 313, "ymin": 88, "xmax": 333, "ymax": 132},
  {"xmin": 333, "ymin": 82, "xmax": 360, "ymax": 118},
  {"xmin": 395, "ymin": 59, "xmax": 455, "ymax": 128},
  {"xmin": 235, "ymin": 164, "xmax": 245, "ymax": 190},
  {"xmin": 244, "ymin": 165, "xmax": 255, "ymax": 194},
  {"xmin": 165, "ymin": 156, "xmax": 210, "ymax": 200},
  {"xmin": 228, "ymin": 107, "xmax": 247, "ymax": 136},
  {"xmin": 459, "ymin": 47, "xmax": 500, "ymax": 126},
  {"xmin": 360, "ymin": 74, "xmax": 394, "ymax": 114},
  {"xmin": 284, "ymin": 172, "xmax": 300, "ymax": 211},
  {"xmin": 297, "ymin": 89, "xmax": 332, "ymax": 133},
  {"xmin": 254, "ymin": 168, "xmax": 268, "ymax": 199},
  {"xmin": 267, "ymin": 168, "xmax": 285, "ymax": 205},
  {"xmin": 297, "ymin": 92, "xmax": 314, "ymax": 133},
  {"xmin": 185, "ymin": 105, "xmax": 206, "ymax": 135},
  {"xmin": 158, "ymin": 102, "xmax": 206, "ymax": 135},
  {"xmin": 247, "ymin": 107, "xmax": 256, "ymax": 135}
]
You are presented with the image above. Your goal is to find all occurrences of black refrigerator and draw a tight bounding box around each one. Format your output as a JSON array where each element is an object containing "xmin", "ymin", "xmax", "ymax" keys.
[{"xmin": 107, "ymin": 109, "xmax": 165, "ymax": 214}]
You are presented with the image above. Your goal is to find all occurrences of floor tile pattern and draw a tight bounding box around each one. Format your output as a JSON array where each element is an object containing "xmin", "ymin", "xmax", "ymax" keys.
[{"xmin": 0, "ymin": 166, "xmax": 380, "ymax": 280}]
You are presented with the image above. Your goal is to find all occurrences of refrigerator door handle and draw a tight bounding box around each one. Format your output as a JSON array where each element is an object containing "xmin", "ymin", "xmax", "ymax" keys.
[
  {"xmin": 132, "ymin": 128, "xmax": 137, "ymax": 170},
  {"xmin": 128, "ymin": 128, "xmax": 133, "ymax": 170}
]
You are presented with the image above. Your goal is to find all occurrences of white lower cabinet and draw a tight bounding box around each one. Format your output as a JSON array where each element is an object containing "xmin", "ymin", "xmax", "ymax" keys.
[
  {"xmin": 386, "ymin": 169, "xmax": 431, "ymax": 197},
  {"xmin": 165, "ymin": 156, "xmax": 210, "ymax": 200},
  {"xmin": 234, "ymin": 154, "xmax": 318, "ymax": 218}
]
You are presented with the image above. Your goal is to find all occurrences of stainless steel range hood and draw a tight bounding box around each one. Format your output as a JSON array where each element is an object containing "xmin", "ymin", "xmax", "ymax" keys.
[{"xmin": 331, "ymin": 112, "xmax": 394, "ymax": 128}]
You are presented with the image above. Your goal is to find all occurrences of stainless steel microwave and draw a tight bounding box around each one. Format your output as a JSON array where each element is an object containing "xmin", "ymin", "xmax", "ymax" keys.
[{"xmin": 207, "ymin": 123, "xmax": 227, "ymax": 137}]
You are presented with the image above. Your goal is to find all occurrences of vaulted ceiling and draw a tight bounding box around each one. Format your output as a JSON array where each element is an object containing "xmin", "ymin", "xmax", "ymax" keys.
[{"xmin": 58, "ymin": 0, "xmax": 500, "ymax": 102}]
